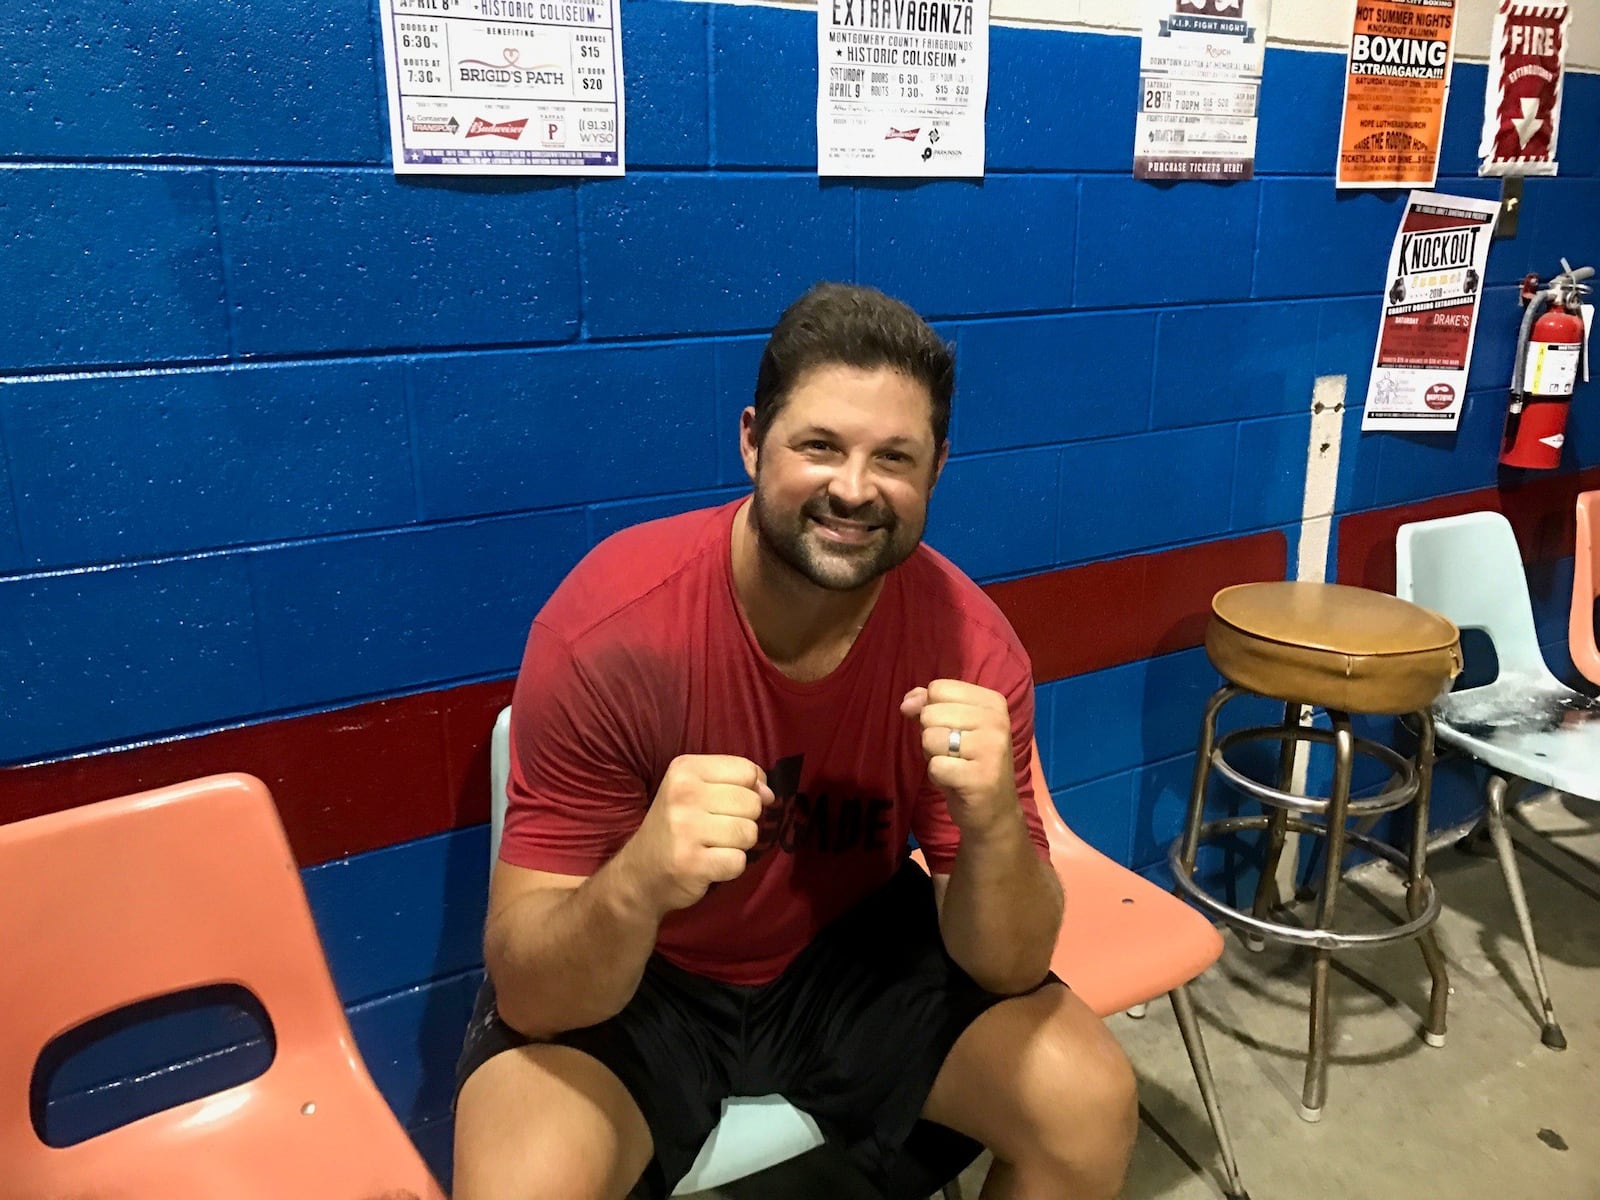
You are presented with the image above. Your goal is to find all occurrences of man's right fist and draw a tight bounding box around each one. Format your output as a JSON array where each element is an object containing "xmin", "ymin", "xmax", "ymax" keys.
[{"xmin": 616, "ymin": 755, "xmax": 773, "ymax": 914}]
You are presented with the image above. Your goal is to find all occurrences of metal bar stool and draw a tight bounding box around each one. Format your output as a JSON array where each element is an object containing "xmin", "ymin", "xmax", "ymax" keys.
[{"xmin": 1168, "ymin": 582, "xmax": 1462, "ymax": 1123}]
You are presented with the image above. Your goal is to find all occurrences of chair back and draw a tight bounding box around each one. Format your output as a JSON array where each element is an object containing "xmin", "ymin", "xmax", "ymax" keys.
[
  {"xmin": 491, "ymin": 705, "xmax": 513, "ymax": 861},
  {"xmin": 1396, "ymin": 511, "xmax": 1554, "ymax": 688},
  {"xmin": 1573, "ymin": 491, "xmax": 1600, "ymax": 686},
  {"xmin": 1025, "ymin": 741, "xmax": 1224, "ymax": 1014},
  {"xmin": 1026, "ymin": 738, "xmax": 1086, "ymax": 860},
  {"xmin": 0, "ymin": 774, "xmax": 442, "ymax": 1199}
]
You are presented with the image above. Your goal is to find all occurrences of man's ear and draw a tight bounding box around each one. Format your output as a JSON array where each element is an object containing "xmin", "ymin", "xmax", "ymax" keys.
[
  {"xmin": 739, "ymin": 407, "xmax": 760, "ymax": 482},
  {"xmin": 930, "ymin": 440, "xmax": 950, "ymax": 488}
]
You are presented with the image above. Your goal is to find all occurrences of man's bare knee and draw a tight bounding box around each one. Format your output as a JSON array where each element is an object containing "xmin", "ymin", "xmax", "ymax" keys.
[{"xmin": 453, "ymin": 1044, "xmax": 653, "ymax": 1200}]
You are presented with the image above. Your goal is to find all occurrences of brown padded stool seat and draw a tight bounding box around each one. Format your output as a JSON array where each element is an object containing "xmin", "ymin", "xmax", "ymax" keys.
[{"xmin": 1206, "ymin": 582, "xmax": 1461, "ymax": 716}]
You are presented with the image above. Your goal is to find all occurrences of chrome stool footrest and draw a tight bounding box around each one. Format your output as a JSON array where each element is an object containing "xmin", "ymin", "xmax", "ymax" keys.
[
  {"xmin": 1168, "ymin": 815, "xmax": 1442, "ymax": 951},
  {"xmin": 1211, "ymin": 725, "xmax": 1419, "ymax": 819}
]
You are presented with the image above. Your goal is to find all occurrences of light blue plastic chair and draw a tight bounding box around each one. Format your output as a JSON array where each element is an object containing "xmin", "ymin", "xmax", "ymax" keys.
[
  {"xmin": 1396, "ymin": 510, "xmax": 1600, "ymax": 1050},
  {"xmin": 489, "ymin": 708, "xmax": 830, "ymax": 1196}
]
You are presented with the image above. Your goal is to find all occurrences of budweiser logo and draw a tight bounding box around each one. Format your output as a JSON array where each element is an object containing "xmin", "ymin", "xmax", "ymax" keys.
[
  {"xmin": 884, "ymin": 127, "xmax": 920, "ymax": 141},
  {"xmin": 466, "ymin": 117, "xmax": 528, "ymax": 140}
]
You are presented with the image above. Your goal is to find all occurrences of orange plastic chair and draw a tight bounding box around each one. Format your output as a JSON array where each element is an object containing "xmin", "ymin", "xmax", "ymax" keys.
[
  {"xmin": 0, "ymin": 773, "xmax": 446, "ymax": 1200},
  {"xmin": 1572, "ymin": 490, "xmax": 1600, "ymax": 687},
  {"xmin": 914, "ymin": 742, "xmax": 1249, "ymax": 1200}
]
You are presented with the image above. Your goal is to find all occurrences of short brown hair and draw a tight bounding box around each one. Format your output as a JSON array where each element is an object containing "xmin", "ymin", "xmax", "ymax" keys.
[{"xmin": 751, "ymin": 283, "xmax": 954, "ymax": 449}]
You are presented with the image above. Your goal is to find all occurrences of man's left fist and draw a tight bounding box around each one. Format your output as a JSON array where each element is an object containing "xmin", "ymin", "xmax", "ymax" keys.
[{"xmin": 901, "ymin": 679, "xmax": 1019, "ymax": 835}]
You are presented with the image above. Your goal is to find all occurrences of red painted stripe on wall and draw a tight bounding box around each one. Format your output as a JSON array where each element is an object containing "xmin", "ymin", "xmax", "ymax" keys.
[
  {"xmin": 1336, "ymin": 467, "xmax": 1600, "ymax": 593},
  {"xmin": 0, "ymin": 680, "xmax": 512, "ymax": 867},
  {"xmin": 986, "ymin": 533, "xmax": 1289, "ymax": 682},
  {"xmin": 0, "ymin": 529, "xmax": 1284, "ymax": 865}
]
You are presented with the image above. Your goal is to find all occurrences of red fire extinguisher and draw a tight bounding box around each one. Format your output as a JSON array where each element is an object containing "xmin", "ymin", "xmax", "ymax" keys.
[{"xmin": 1501, "ymin": 259, "xmax": 1593, "ymax": 470}]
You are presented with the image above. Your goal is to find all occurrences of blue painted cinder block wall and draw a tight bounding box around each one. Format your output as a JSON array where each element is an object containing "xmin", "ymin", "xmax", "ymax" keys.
[{"xmin": 4, "ymin": 0, "xmax": 1599, "ymax": 1181}]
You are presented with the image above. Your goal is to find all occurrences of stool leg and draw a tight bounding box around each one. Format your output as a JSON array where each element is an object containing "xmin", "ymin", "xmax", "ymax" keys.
[
  {"xmin": 1248, "ymin": 701, "xmax": 1302, "ymax": 947},
  {"xmin": 1406, "ymin": 710, "xmax": 1450, "ymax": 1048},
  {"xmin": 1170, "ymin": 986, "xmax": 1251, "ymax": 1200},
  {"xmin": 1484, "ymin": 772, "xmax": 1567, "ymax": 1050},
  {"xmin": 1301, "ymin": 711, "xmax": 1355, "ymax": 1123},
  {"xmin": 1179, "ymin": 685, "xmax": 1239, "ymax": 872}
]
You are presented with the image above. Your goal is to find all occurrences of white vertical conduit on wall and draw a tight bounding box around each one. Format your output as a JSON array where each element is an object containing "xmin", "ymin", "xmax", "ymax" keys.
[
  {"xmin": 1298, "ymin": 376, "xmax": 1347, "ymax": 593},
  {"xmin": 1270, "ymin": 375, "xmax": 1349, "ymax": 900}
]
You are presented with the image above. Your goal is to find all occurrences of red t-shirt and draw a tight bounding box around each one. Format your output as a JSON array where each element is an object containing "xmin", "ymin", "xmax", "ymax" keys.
[{"xmin": 501, "ymin": 499, "xmax": 1047, "ymax": 986}]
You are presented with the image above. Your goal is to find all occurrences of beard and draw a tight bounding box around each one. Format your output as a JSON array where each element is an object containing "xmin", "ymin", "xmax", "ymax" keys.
[{"xmin": 750, "ymin": 480, "xmax": 925, "ymax": 592}]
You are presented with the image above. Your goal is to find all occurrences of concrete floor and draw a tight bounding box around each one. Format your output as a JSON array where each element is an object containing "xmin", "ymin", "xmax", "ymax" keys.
[{"xmin": 692, "ymin": 792, "xmax": 1600, "ymax": 1200}]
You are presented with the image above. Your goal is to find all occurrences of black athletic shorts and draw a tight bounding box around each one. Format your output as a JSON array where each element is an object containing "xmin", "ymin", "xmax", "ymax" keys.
[{"xmin": 455, "ymin": 859, "xmax": 1054, "ymax": 1200}]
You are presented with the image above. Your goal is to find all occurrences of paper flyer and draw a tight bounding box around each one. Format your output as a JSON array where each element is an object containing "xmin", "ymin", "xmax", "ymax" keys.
[
  {"xmin": 817, "ymin": 0, "xmax": 990, "ymax": 178},
  {"xmin": 1134, "ymin": 0, "xmax": 1271, "ymax": 182},
  {"xmin": 378, "ymin": 0, "xmax": 625, "ymax": 176},
  {"xmin": 1478, "ymin": 0, "xmax": 1571, "ymax": 176},
  {"xmin": 1362, "ymin": 191, "xmax": 1500, "ymax": 432},
  {"xmin": 1336, "ymin": 0, "xmax": 1457, "ymax": 189}
]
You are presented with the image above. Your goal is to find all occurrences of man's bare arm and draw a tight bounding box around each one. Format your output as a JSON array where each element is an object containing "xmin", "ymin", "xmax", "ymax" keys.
[
  {"xmin": 907, "ymin": 679, "xmax": 1062, "ymax": 995},
  {"xmin": 484, "ymin": 754, "xmax": 772, "ymax": 1040},
  {"xmin": 933, "ymin": 817, "xmax": 1062, "ymax": 995},
  {"xmin": 484, "ymin": 858, "xmax": 664, "ymax": 1039}
]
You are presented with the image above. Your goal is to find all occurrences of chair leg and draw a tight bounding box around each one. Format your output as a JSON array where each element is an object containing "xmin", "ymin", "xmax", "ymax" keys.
[
  {"xmin": 1245, "ymin": 703, "xmax": 1302, "ymax": 951},
  {"xmin": 1485, "ymin": 774, "xmax": 1568, "ymax": 1050},
  {"xmin": 1300, "ymin": 712, "xmax": 1355, "ymax": 1123},
  {"xmin": 1178, "ymin": 685, "xmax": 1239, "ymax": 874},
  {"xmin": 1169, "ymin": 986, "xmax": 1250, "ymax": 1200},
  {"xmin": 1407, "ymin": 710, "xmax": 1449, "ymax": 1048}
]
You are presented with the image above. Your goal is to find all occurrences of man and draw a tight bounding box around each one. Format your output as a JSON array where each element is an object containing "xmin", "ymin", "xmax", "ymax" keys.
[{"xmin": 454, "ymin": 283, "xmax": 1138, "ymax": 1200}]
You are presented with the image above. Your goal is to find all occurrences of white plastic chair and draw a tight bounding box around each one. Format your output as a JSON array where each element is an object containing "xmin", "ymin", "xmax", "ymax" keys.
[
  {"xmin": 1396, "ymin": 511, "xmax": 1600, "ymax": 1050},
  {"xmin": 489, "ymin": 709, "xmax": 829, "ymax": 1196}
]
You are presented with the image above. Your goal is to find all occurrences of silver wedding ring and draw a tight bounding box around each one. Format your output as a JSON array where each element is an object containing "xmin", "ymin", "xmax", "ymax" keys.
[{"xmin": 947, "ymin": 728, "xmax": 963, "ymax": 757}]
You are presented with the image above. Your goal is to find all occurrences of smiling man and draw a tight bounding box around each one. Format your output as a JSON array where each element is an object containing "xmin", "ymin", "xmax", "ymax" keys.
[{"xmin": 453, "ymin": 283, "xmax": 1137, "ymax": 1200}]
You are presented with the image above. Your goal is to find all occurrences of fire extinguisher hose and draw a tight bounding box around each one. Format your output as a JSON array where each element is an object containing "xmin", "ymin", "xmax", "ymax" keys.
[{"xmin": 1509, "ymin": 294, "xmax": 1546, "ymax": 399}]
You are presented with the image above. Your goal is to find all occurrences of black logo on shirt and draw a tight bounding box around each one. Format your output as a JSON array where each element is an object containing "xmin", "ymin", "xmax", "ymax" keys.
[{"xmin": 747, "ymin": 753, "xmax": 893, "ymax": 862}]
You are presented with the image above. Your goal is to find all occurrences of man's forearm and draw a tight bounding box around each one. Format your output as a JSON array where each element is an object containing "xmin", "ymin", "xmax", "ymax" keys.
[
  {"xmin": 940, "ymin": 811, "xmax": 1063, "ymax": 995},
  {"xmin": 485, "ymin": 855, "xmax": 664, "ymax": 1039}
]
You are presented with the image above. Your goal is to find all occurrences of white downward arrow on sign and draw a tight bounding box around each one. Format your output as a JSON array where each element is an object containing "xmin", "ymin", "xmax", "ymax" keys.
[{"xmin": 1513, "ymin": 97, "xmax": 1543, "ymax": 148}]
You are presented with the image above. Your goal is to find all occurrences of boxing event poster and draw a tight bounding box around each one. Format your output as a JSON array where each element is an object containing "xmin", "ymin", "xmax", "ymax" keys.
[
  {"xmin": 1478, "ymin": 0, "xmax": 1571, "ymax": 176},
  {"xmin": 1363, "ymin": 191, "xmax": 1499, "ymax": 432},
  {"xmin": 817, "ymin": 0, "xmax": 991, "ymax": 178},
  {"xmin": 1336, "ymin": 0, "xmax": 1458, "ymax": 189},
  {"xmin": 1133, "ymin": 0, "xmax": 1271, "ymax": 182},
  {"xmin": 378, "ymin": 0, "xmax": 625, "ymax": 176}
]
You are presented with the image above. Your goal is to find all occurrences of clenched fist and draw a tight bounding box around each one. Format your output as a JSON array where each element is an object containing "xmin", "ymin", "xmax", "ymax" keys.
[
  {"xmin": 901, "ymin": 679, "xmax": 1020, "ymax": 837},
  {"xmin": 614, "ymin": 755, "xmax": 773, "ymax": 915}
]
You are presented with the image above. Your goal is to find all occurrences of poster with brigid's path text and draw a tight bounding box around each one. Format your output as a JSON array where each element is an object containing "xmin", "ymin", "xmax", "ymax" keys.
[{"xmin": 379, "ymin": 0, "xmax": 624, "ymax": 176}]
